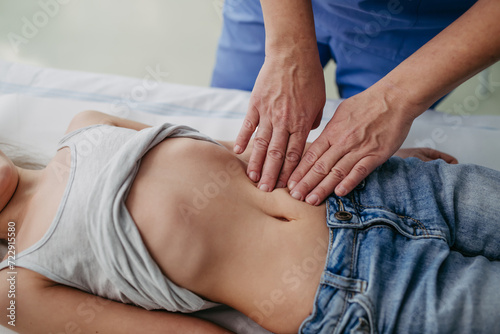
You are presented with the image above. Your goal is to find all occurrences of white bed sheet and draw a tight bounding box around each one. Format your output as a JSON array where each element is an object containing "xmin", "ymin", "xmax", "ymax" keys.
[
  {"xmin": 0, "ymin": 60, "xmax": 499, "ymax": 334},
  {"xmin": 1, "ymin": 61, "xmax": 500, "ymax": 169}
]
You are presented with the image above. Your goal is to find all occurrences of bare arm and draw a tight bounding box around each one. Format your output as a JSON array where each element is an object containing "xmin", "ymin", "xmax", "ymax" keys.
[
  {"xmin": 260, "ymin": 0, "xmax": 317, "ymax": 51},
  {"xmin": 384, "ymin": 0, "xmax": 500, "ymax": 111},
  {"xmin": 289, "ymin": 0, "xmax": 500, "ymax": 204},
  {"xmin": 65, "ymin": 110, "xmax": 151, "ymax": 134},
  {"xmin": 234, "ymin": 0, "xmax": 326, "ymax": 190},
  {"xmin": 0, "ymin": 269, "xmax": 231, "ymax": 334}
]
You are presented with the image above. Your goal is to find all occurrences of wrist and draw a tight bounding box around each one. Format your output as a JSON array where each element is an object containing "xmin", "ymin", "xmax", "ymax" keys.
[
  {"xmin": 370, "ymin": 75, "xmax": 430, "ymax": 121},
  {"xmin": 260, "ymin": 0, "xmax": 318, "ymax": 57},
  {"xmin": 265, "ymin": 34, "xmax": 319, "ymax": 57},
  {"xmin": 265, "ymin": 39, "xmax": 322, "ymax": 73}
]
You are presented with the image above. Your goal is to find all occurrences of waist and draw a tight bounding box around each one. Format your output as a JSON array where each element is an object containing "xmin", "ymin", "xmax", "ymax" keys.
[{"xmin": 231, "ymin": 207, "xmax": 330, "ymax": 333}]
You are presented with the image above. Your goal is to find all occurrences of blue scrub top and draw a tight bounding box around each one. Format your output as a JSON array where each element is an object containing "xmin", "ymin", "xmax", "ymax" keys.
[
  {"xmin": 314, "ymin": 0, "xmax": 477, "ymax": 61},
  {"xmin": 212, "ymin": 0, "xmax": 477, "ymax": 98}
]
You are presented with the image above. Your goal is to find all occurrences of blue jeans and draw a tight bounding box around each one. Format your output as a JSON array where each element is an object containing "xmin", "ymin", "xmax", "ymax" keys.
[
  {"xmin": 300, "ymin": 157, "xmax": 500, "ymax": 334},
  {"xmin": 211, "ymin": 0, "xmax": 475, "ymax": 100}
]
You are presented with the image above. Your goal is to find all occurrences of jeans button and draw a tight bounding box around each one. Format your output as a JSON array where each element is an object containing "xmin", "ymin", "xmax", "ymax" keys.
[{"xmin": 334, "ymin": 211, "xmax": 353, "ymax": 221}]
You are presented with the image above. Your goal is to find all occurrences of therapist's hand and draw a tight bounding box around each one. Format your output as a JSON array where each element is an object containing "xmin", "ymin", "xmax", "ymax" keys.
[
  {"xmin": 234, "ymin": 50, "xmax": 326, "ymax": 191},
  {"xmin": 287, "ymin": 85, "xmax": 420, "ymax": 205}
]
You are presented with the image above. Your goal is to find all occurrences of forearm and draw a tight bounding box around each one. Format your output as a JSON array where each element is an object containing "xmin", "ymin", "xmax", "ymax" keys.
[
  {"xmin": 11, "ymin": 282, "xmax": 232, "ymax": 334},
  {"xmin": 376, "ymin": 0, "xmax": 500, "ymax": 116},
  {"xmin": 66, "ymin": 110, "xmax": 151, "ymax": 135},
  {"xmin": 260, "ymin": 0, "xmax": 318, "ymax": 57}
]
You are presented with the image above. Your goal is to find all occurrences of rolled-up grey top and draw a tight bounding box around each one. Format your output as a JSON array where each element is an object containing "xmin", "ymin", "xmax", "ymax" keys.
[{"xmin": 87, "ymin": 123, "xmax": 220, "ymax": 312}]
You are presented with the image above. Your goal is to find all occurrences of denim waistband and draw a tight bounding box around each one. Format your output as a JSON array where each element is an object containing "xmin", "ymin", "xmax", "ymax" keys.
[{"xmin": 327, "ymin": 181, "xmax": 448, "ymax": 241}]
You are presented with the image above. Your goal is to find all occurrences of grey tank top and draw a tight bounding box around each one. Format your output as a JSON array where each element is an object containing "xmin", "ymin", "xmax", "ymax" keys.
[{"xmin": 0, "ymin": 123, "xmax": 220, "ymax": 313}]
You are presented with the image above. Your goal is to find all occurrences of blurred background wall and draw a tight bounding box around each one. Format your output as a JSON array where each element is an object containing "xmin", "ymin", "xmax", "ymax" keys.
[{"xmin": 0, "ymin": 0, "xmax": 499, "ymax": 115}]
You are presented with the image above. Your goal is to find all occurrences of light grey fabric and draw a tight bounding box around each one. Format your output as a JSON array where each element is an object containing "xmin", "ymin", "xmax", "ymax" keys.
[
  {"xmin": 86, "ymin": 123, "xmax": 221, "ymax": 312},
  {"xmin": 0, "ymin": 123, "xmax": 219, "ymax": 312}
]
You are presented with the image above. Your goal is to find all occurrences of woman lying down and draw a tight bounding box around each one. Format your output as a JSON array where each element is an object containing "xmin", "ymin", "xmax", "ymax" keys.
[{"xmin": 0, "ymin": 110, "xmax": 499, "ymax": 334}]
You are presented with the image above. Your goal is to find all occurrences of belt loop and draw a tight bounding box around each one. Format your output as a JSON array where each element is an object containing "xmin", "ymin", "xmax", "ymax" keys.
[{"xmin": 321, "ymin": 272, "xmax": 367, "ymax": 293}]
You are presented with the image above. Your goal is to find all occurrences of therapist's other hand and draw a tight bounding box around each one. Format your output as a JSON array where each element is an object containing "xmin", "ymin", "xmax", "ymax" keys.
[
  {"xmin": 234, "ymin": 51, "xmax": 326, "ymax": 191},
  {"xmin": 288, "ymin": 86, "xmax": 419, "ymax": 205},
  {"xmin": 394, "ymin": 147, "xmax": 458, "ymax": 164}
]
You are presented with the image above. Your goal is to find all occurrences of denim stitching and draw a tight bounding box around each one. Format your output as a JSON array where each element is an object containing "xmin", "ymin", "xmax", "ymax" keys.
[
  {"xmin": 362, "ymin": 225, "xmax": 446, "ymax": 242},
  {"xmin": 396, "ymin": 214, "xmax": 429, "ymax": 236},
  {"xmin": 350, "ymin": 228, "xmax": 359, "ymax": 284},
  {"xmin": 349, "ymin": 296, "xmax": 377, "ymax": 334},
  {"xmin": 322, "ymin": 272, "xmax": 367, "ymax": 293},
  {"xmin": 332, "ymin": 289, "xmax": 350, "ymax": 334},
  {"xmin": 333, "ymin": 225, "xmax": 357, "ymax": 334},
  {"xmin": 302, "ymin": 200, "xmax": 336, "ymax": 332},
  {"xmin": 351, "ymin": 198, "xmax": 430, "ymax": 236},
  {"xmin": 337, "ymin": 198, "xmax": 346, "ymax": 212},
  {"xmin": 349, "ymin": 197, "xmax": 445, "ymax": 238}
]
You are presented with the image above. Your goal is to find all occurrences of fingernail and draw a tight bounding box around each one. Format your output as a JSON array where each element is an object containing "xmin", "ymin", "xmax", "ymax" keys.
[
  {"xmin": 336, "ymin": 186, "xmax": 347, "ymax": 197},
  {"xmin": 249, "ymin": 171, "xmax": 259, "ymax": 182},
  {"xmin": 306, "ymin": 194, "xmax": 319, "ymax": 206},
  {"xmin": 234, "ymin": 145, "xmax": 242, "ymax": 154},
  {"xmin": 291, "ymin": 191, "xmax": 302, "ymax": 201},
  {"xmin": 259, "ymin": 184, "xmax": 270, "ymax": 192},
  {"xmin": 288, "ymin": 181, "xmax": 297, "ymax": 190}
]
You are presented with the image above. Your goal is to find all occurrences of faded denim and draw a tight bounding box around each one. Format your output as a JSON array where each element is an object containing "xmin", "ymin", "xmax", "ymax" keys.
[{"xmin": 300, "ymin": 157, "xmax": 500, "ymax": 334}]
